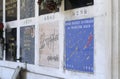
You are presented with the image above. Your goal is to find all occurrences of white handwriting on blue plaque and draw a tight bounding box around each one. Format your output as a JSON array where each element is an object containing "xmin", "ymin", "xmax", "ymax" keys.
[{"xmin": 65, "ymin": 18, "xmax": 94, "ymax": 73}]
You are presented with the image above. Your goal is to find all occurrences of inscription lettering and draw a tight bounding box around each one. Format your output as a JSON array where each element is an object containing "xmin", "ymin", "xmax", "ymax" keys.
[
  {"xmin": 47, "ymin": 55, "xmax": 59, "ymax": 61},
  {"xmin": 40, "ymin": 30, "xmax": 58, "ymax": 52}
]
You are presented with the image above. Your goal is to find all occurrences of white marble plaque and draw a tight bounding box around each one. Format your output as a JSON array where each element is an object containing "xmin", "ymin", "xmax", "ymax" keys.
[{"xmin": 39, "ymin": 21, "xmax": 59, "ymax": 68}]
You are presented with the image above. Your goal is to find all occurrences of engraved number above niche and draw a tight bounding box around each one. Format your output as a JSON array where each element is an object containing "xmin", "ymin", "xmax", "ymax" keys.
[
  {"xmin": 65, "ymin": 0, "xmax": 94, "ymax": 10},
  {"xmin": 20, "ymin": 0, "xmax": 35, "ymax": 19},
  {"xmin": 5, "ymin": 0, "xmax": 17, "ymax": 22},
  {"xmin": 0, "ymin": 0, "xmax": 3, "ymax": 22}
]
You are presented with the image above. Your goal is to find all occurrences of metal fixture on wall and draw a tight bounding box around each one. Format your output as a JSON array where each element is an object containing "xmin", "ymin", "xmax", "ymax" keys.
[{"xmin": 38, "ymin": 0, "xmax": 62, "ymax": 12}]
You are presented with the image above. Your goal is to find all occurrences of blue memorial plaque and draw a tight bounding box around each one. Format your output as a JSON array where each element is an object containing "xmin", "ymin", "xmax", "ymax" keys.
[
  {"xmin": 20, "ymin": 26, "xmax": 35, "ymax": 64},
  {"xmin": 65, "ymin": 18, "xmax": 94, "ymax": 73}
]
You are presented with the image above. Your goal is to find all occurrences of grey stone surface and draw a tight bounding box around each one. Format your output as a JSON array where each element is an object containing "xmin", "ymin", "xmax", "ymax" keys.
[
  {"xmin": 5, "ymin": 0, "xmax": 17, "ymax": 21},
  {"xmin": 20, "ymin": 0, "xmax": 35, "ymax": 19}
]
